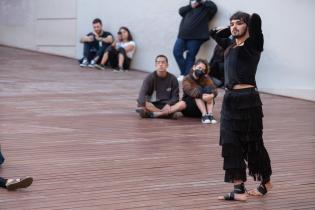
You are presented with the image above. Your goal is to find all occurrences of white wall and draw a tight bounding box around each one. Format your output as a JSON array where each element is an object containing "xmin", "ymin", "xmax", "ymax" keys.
[
  {"xmin": 0, "ymin": 0, "xmax": 314, "ymax": 101},
  {"xmin": 0, "ymin": 0, "xmax": 77, "ymax": 57}
]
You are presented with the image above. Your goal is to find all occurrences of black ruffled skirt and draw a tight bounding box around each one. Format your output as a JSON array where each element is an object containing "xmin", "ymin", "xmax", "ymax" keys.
[{"xmin": 220, "ymin": 88, "xmax": 272, "ymax": 183}]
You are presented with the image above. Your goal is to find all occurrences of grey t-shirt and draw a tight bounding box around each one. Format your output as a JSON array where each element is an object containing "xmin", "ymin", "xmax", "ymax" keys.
[{"xmin": 137, "ymin": 71, "xmax": 179, "ymax": 107}]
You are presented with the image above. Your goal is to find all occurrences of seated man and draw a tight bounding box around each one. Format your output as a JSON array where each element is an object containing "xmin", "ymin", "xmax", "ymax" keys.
[
  {"xmin": 181, "ymin": 59, "xmax": 218, "ymax": 124},
  {"xmin": 136, "ymin": 55, "xmax": 185, "ymax": 118},
  {"xmin": 79, "ymin": 18, "xmax": 113, "ymax": 68},
  {"xmin": 0, "ymin": 144, "xmax": 33, "ymax": 191}
]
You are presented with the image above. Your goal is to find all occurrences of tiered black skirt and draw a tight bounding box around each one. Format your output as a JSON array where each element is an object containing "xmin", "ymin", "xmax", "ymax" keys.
[{"xmin": 220, "ymin": 88, "xmax": 272, "ymax": 183}]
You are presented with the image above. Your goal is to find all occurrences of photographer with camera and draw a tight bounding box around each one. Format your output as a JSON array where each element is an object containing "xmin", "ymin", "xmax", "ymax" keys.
[
  {"xmin": 181, "ymin": 59, "xmax": 217, "ymax": 124},
  {"xmin": 79, "ymin": 18, "xmax": 113, "ymax": 68},
  {"xmin": 96, "ymin": 26, "xmax": 136, "ymax": 72},
  {"xmin": 173, "ymin": 0, "xmax": 217, "ymax": 81}
]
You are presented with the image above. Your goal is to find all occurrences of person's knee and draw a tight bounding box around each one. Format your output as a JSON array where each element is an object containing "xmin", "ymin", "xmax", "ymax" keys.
[
  {"xmin": 177, "ymin": 101, "xmax": 187, "ymax": 111},
  {"xmin": 203, "ymin": 94, "xmax": 214, "ymax": 103}
]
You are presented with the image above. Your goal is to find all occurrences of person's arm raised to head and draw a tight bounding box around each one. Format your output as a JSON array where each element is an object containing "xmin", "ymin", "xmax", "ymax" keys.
[
  {"xmin": 179, "ymin": 4, "xmax": 192, "ymax": 17},
  {"xmin": 209, "ymin": 27, "xmax": 232, "ymax": 49},
  {"xmin": 246, "ymin": 13, "xmax": 264, "ymax": 52},
  {"xmin": 202, "ymin": 0, "xmax": 217, "ymax": 19}
]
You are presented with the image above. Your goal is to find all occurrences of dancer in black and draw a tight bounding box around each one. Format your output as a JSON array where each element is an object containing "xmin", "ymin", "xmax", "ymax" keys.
[{"xmin": 210, "ymin": 12, "xmax": 272, "ymax": 201}]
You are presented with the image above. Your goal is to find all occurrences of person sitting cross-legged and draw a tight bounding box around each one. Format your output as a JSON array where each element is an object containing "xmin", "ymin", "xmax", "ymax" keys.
[{"xmin": 136, "ymin": 55, "xmax": 185, "ymax": 119}]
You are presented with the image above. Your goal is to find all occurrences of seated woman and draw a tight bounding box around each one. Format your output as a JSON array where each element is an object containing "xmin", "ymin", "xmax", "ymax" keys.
[
  {"xmin": 96, "ymin": 26, "xmax": 136, "ymax": 71},
  {"xmin": 180, "ymin": 59, "xmax": 218, "ymax": 124}
]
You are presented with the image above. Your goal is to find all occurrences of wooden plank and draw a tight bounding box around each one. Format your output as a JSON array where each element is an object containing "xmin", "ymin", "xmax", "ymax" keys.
[{"xmin": 0, "ymin": 45, "xmax": 314, "ymax": 210}]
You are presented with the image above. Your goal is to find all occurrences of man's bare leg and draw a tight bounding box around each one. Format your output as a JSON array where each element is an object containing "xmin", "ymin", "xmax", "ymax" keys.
[
  {"xmin": 145, "ymin": 102, "xmax": 161, "ymax": 112},
  {"xmin": 100, "ymin": 51, "xmax": 109, "ymax": 65},
  {"xmin": 152, "ymin": 101, "xmax": 186, "ymax": 118}
]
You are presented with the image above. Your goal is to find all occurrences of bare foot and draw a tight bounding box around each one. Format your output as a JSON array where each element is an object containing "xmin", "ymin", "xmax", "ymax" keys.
[
  {"xmin": 248, "ymin": 181, "xmax": 273, "ymax": 196},
  {"xmin": 218, "ymin": 193, "xmax": 247, "ymax": 201}
]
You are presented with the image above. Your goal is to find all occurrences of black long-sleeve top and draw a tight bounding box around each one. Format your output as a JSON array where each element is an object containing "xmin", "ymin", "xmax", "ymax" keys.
[
  {"xmin": 178, "ymin": 0, "xmax": 217, "ymax": 40},
  {"xmin": 210, "ymin": 13, "xmax": 264, "ymax": 89},
  {"xmin": 137, "ymin": 71, "xmax": 179, "ymax": 107}
]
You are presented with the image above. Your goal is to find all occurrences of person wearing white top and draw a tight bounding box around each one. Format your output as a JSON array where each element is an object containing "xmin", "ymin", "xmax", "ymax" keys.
[{"xmin": 96, "ymin": 26, "xmax": 136, "ymax": 72}]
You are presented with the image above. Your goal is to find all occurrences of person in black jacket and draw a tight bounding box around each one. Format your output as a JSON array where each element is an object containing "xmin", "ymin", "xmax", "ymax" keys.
[
  {"xmin": 210, "ymin": 12, "xmax": 272, "ymax": 201},
  {"xmin": 0, "ymin": 145, "xmax": 33, "ymax": 191},
  {"xmin": 173, "ymin": 0, "xmax": 217, "ymax": 81}
]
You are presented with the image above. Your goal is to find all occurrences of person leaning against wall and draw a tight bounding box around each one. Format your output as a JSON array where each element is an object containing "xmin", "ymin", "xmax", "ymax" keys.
[
  {"xmin": 79, "ymin": 18, "xmax": 113, "ymax": 68},
  {"xmin": 95, "ymin": 26, "xmax": 136, "ymax": 72},
  {"xmin": 173, "ymin": 0, "xmax": 217, "ymax": 82},
  {"xmin": 0, "ymin": 144, "xmax": 33, "ymax": 191}
]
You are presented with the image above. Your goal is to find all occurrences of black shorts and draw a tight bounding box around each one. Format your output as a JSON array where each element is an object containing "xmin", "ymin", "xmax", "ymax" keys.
[
  {"xmin": 181, "ymin": 96, "xmax": 202, "ymax": 118},
  {"xmin": 152, "ymin": 101, "xmax": 167, "ymax": 110}
]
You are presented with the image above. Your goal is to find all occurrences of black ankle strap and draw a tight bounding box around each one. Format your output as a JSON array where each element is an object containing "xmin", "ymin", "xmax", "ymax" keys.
[
  {"xmin": 262, "ymin": 177, "xmax": 270, "ymax": 185},
  {"xmin": 234, "ymin": 183, "xmax": 246, "ymax": 194}
]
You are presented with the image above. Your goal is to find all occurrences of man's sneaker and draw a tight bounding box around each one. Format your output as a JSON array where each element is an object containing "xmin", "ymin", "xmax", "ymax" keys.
[
  {"xmin": 88, "ymin": 60, "xmax": 96, "ymax": 68},
  {"xmin": 177, "ymin": 75, "xmax": 184, "ymax": 82},
  {"xmin": 95, "ymin": 64, "xmax": 106, "ymax": 70},
  {"xmin": 208, "ymin": 114, "xmax": 217, "ymax": 124},
  {"xmin": 201, "ymin": 115, "xmax": 211, "ymax": 124},
  {"xmin": 135, "ymin": 108, "xmax": 154, "ymax": 118},
  {"xmin": 6, "ymin": 177, "xmax": 33, "ymax": 191},
  {"xmin": 79, "ymin": 58, "xmax": 89, "ymax": 67}
]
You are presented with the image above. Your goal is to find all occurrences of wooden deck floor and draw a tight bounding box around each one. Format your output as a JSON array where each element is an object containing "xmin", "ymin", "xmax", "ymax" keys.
[{"xmin": 0, "ymin": 46, "xmax": 314, "ymax": 210}]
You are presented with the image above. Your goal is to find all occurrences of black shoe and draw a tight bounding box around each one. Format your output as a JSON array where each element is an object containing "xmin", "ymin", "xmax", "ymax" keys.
[
  {"xmin": 207, "ymin": 114, "xmax": 217, "ymax": 124},
  {"xmin": 135, "ymin": 109, "xmax": 153, "ymax": 118}
]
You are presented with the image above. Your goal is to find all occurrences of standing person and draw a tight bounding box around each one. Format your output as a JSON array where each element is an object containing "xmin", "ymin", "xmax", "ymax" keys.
[
  {"xmin": 0, "ymin": 145, "xmax": 33, "ymax": 191},
  {"xmin": 96, "ymin": 26, "xmax": 136, "ymax": 72},
  {"xmin": 181, "ymin": 59, "xmax": 218, "ymax": 124},
  {"xmin": 173, "ymin": 0, "xmax": 217, "ymax": 81},
  {"xmin": 79, "ymin": 18, "xmax": 113, "ymax": 68},
  {"xmin": 136, "ymin": 55, "xmax": 184, "ymax": 119},
  {"xmin": 210, "ymin": 12, "xmax": 272, "ymax": 201}
]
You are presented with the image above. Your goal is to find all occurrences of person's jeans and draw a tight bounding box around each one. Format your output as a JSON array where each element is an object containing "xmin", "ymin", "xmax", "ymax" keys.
[
  {"xmin": 83, "ymin": 41, "xmax": 110, "ymax": 62},
  {"xmin": 173, "ymin": 38, "xmax": 206, "ymax": 76}
]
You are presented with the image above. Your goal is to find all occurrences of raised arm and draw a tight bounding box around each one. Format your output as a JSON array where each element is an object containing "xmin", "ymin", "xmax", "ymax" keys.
[
  {"xmin": 203, "ymin": 0, "xmax": 217, "ymax": 19},
  {"xmin": 245, "ymin": 13, "xmax": 264, "ymax": 52},
  {"xmin": 209, "ymin": 27, "xmax": 232, "ymax": 49},
  {"xmin": 179, "ymin": 5, "xmax": 192, "ymax": 17}
]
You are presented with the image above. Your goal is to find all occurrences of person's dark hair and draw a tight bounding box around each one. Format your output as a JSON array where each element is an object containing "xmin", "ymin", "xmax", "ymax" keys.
[
  {"xmin": 193, "ymin": 58, "xmax": 209, "ymax": 74},
  {"xmin": 155, "ymin": 55, "xmax": 168, "ymax": 64},
  {"xmin": 92, "ymin": 18, "xmax": 102, "ymax": 25},
  {"xmin": 230, "ymin": 11, "xmax": 250, "ymax": 25},
  {"xmin": 119, "ymin": 26, "xmax": 133, "ymax": 41}
]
